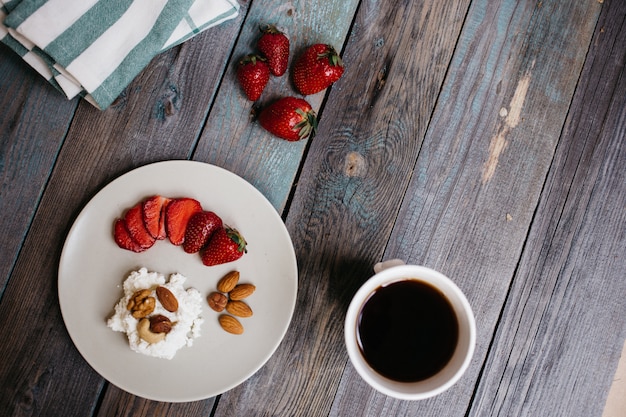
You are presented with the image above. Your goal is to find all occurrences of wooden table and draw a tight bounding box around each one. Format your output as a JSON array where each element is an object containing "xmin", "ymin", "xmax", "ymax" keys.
[{"xmin": 1, "ymin": 0, "xmax": 624, "ymax": 415}]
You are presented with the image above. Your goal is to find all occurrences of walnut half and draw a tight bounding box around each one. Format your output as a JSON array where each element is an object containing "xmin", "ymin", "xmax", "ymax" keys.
[{"xmin": 127, "ymin": 289, "xmax": 156, "ymax": 319}]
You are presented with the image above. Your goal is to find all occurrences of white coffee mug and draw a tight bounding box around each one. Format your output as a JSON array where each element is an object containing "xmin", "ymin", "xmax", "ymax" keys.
[{"xmin": 344, "ymin": 260, "xmax": 476, "ymax": 400}]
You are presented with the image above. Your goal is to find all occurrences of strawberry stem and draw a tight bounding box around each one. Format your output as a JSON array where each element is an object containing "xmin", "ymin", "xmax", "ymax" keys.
[
  {"xmin": 240, "ymin": 54, "xmax": 266, "ymax": 65},
  {"xmin": 295, "ymin": 108, "xmax": 318, "ymax": 139},
  {"xmin": 226, "ymin": 227, "xmax": 248, "ymax": 253},
  {"xmin": 318, "ymin": 45, "xmax": 343, "ymax": 67},
  {"xmin": 259, "ymin": 24, "xmax": 282, "ymax": 35}
]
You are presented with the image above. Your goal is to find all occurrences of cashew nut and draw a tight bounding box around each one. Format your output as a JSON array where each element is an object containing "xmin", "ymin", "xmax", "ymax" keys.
[{"xmin": 137, "ymin": 318, "xmax": 166, "ymax": 344}]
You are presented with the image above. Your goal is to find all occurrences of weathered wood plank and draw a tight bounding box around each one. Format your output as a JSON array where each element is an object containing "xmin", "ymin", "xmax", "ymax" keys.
[
  {"xmin": 211, "ymin": 0, "xmax": 472, "ymax": 415},
  {"xmin": 469, "ymin": 1, "xmax": 626, "ymax": 415},
  {"xmin": 329, "ymin": 0, "xmax": 603, "ymax": 415},
  {"xmin": 192, "ymin": 0, "xmax": 360, "ymax": 212},
  {"xmin": 0, "ymin": 44, "xmax": 78, "ymax": 294},
  {"xmin": 0, "ymin": 14, "xmax": 245, "ymax": 415},
  {"xmin": 0, "ymin": 1, "xmax": 619, "ymax": 416},
  {"xmin": 95, "ymin": 385, "xmax": 214, "ymax": 416}
]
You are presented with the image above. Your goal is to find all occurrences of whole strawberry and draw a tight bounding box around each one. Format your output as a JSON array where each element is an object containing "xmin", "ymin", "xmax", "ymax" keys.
[
  {"xmin": 183, "ymin": 211, "xmax": 223, "ymax": 254},
  {"xmin": 258, "ymin": 96, "xmax": 317, "ymax": 141},
  {"xmin": 237, "ymin": 54, "xmax": 270, "ymax": 101},
  {"xmin": 293, "ymin": 44, "xmax": 344, "ymax": 95},
  {"xmin": 201, "ymin": 226, "xmax": 248, "ymax": 266},
  {"xmin": 257, "ymin": 24, "xmax": 289, "ymax": 76}
]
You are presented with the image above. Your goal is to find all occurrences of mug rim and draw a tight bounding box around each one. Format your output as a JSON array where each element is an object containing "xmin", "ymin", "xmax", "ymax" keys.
[{"xmin": 344, "ymin": 264, "xmax": 476, "ymax": 400}]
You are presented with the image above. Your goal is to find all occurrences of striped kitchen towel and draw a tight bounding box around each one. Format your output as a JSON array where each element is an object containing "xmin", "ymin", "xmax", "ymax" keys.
[{"xmin": 0, "ymin": 0, "xmax": 239, "ymax": 109}]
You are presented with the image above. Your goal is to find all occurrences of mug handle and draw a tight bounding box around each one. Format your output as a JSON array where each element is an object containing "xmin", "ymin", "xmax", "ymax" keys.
[{"xmin": 373, "ymin": 259, "xmax": 405, "ymax": 274}]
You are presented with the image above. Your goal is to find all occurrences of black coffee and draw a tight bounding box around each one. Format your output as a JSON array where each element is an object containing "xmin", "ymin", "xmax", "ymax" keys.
[{"xmin": 356, "ymin": 279, "xmax": 459, "ymax": 382}]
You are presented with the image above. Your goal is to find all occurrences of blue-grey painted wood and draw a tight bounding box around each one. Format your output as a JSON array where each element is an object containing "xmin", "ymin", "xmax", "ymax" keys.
[
  {"xmin": 328, "ymin": 0, "xmax": 605, "ymax": 415},
  {"xmin": 469, "ymin": 0, "xmax": 626, "ymax": 414},
  {"xmin": 0, "ymin": 0, "xmax": 622, "ymax": 415},
  {"xmin": 192, "ymin": 0, "xmax": 361, "ymax": 213},
  {"xmin": 211, "ymin": 0, "xmax": 473, "ymax": 415},
  {"xmin": 0, "ymin": 13, "xmax": 246, "ymax": 416}
]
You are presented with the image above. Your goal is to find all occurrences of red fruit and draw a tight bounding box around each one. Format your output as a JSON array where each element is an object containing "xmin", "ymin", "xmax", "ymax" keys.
[
  {"xmin": 201, "ymin": 226, "xmax": 247, "ymax": 266},
  {"xmin": 142, "ymin": 195, "xmax": 170, "ymax": 240},
  {"xmin": 258, "ymin": 96, "xmax": 317, "ymax": 141},
  {"xmin": 237, "ymin": 54, "xmax": 270, "ymax": 101},
  {"xmin": 165, "ymin": 198, "xmax": 202, "ymax": 246},
  {"xmin": 113, "ymin": 218, "xmax": 146, "ymax": 252},
  {"xmin": 257, "ymin": 24, "xmax": 289, "ymax": 76},
  {"xmin": 293, "ymin": 44, "xmax": 344, "ymax": 95},
  {"xmin": 183, "ymin": 211, "xmax": 223, "ymax": 254},
  {"xmin": 124, "ymin": 202, "xmax": 156, "ymax": 249}
]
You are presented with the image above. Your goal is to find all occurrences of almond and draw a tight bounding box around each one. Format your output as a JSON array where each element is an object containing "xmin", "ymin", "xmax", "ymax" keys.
[
  {"xmin": 207, "ymin": 292, "xmax": 228, "ymax": 312},
  {"xmin": 156, "ymin": 286, "xmax": 179, "ymax": 312},
  {"xmin": 229, "ymin": 283, "xmax": 256, "ymax": 300},
  {"xmin": 226, "ymin": 300, "xmax": 253, "ymax": 318},
  {"xmin": 219, "ymin": 315, "xmax": 244, "ymax": 334},
  {"xmin": 217, "ymin": 271, "xmax": 240, "ymax": 293}
]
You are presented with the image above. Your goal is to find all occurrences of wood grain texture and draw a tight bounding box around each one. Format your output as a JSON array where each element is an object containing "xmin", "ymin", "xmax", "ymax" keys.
[
  {"xmin": 330, "ymin": 0, "xmax": 603, "ymax": 415},
  {"xmin": 0, "ymin": 0, "xmax": 622, "ymax": 415},
  {"xmin": 95, "ymin": 385, "xmax": 215, "ymax": 416},
  {"xmin": 192, "ymin": 0, "xmax": 360, "ymax": 212},
  {"xmin": 0, "ymin": 173, "xmax": 105, "ymax": 416},
  {"xmin": 470, "ymin": 0, "xmax": 626, "ymax": 415},
  {"xmin": 212, "ymin": 0, "xmax": 472, "ymax": 415},
  {"xmin": 0, "ymin": 44, "xmax": 78, "ymax": 294},
  {"xmin": 0, "ymin": 15, "xmax": 246, "ymax": 417}
]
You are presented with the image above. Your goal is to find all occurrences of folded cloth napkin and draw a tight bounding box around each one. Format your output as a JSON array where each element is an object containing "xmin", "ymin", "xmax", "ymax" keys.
[{"xmin": 0, "ymin": 0, "xmax": 238, "ymax": 109}]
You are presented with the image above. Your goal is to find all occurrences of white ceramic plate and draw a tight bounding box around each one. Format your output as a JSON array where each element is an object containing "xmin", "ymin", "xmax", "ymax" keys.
[{"xmin": 58, "ymin": 160, "xmax": 298, "ymax": 402}]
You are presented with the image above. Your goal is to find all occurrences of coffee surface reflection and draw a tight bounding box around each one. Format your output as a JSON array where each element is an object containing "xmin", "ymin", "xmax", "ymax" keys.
[{"xmin": 357, "ymin": 279, "xmax": 459, "ymax": 382}]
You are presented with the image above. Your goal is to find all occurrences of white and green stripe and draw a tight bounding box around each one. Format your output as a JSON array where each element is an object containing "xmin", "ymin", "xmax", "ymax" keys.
[{"xmin": 1, "ymin": 0, "xmax": 239, "ymax": 109}]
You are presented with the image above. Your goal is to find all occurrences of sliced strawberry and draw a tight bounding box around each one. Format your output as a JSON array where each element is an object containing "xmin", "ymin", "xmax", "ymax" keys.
[
  {"xmin": 183, "ymin": 211, "xmax": 223, "ymax": 254},
  {"xmin": 113, "ymin": 218, "xmax": 146, "ymax": 252},
  {"xmin": 201, "ymin": 226, "xmax": 247, "ymax": 266},
  {"xmin": 142, "ymin": 195, "xmax": 170, "ymax": 240},
  {"xmin": 165, "ymin": 197, "xmax": 202, "ymax": 245},
  {"xmin": 124, "ymin": 202, "xmax": 156, "ymax": 249}
]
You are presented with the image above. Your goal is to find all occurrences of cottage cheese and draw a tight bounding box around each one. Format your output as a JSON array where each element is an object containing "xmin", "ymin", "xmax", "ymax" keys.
[{"xmin": 107, "ymin": 268, "xmax": 204, "ymax": 359}]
